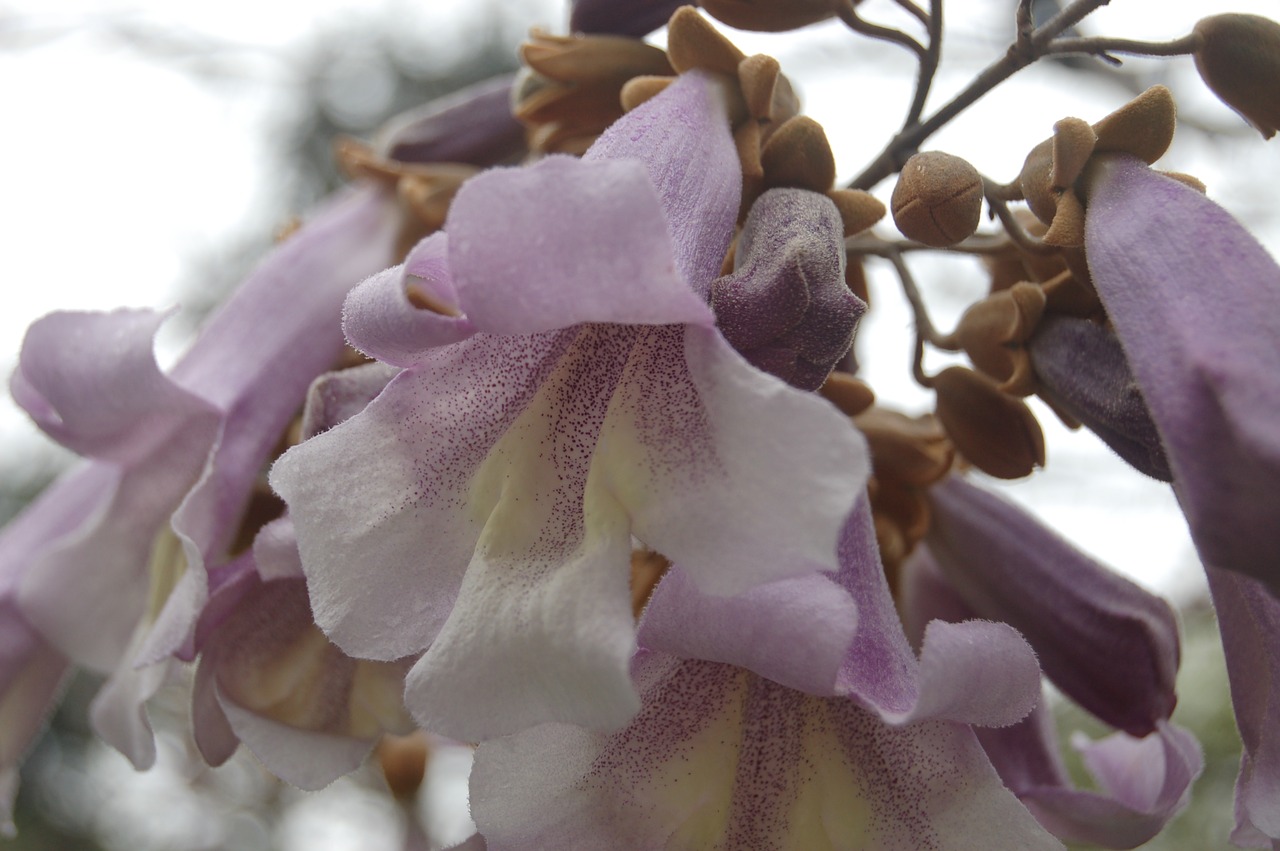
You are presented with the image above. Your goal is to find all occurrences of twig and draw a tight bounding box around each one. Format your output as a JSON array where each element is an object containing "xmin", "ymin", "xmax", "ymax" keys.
[
  {"xmin": 836, "ymin": 0, "xmax": 926, "ymax": 59},
  {"xmin": 904, "ymin": 0, "xmax": 944, "ymax": 126},
  {"xmin": 849, "ymin": 0, "xmax": 1115, "ymax": 190},
  {"xmin": 890, "ymin": 0, "xmax": 930, "ymax": 26}
]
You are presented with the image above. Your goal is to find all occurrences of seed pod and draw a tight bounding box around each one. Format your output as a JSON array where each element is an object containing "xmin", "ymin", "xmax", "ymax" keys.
[
  {"xmin": 933, "ymin": 366, "xmax": 1045, "ymax": 479},
  {"xmin": 891, "ymin": 152, "xmax": 984, "ymax": 247},
  {"xmin": 1194, "ymin": 14, "xmax": 1280, "ymax": 139}
]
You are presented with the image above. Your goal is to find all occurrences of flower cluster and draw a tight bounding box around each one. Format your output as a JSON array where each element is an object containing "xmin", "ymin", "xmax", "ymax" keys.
[{"xmin": 3, "ymin": 2, "xmax": 1280, "ymax": 849}]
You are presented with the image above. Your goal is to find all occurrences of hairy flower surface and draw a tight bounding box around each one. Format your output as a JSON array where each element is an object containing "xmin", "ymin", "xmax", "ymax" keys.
[{"xmin": 271, "ymin": 72, "xmax": 871, "ymax": 742}]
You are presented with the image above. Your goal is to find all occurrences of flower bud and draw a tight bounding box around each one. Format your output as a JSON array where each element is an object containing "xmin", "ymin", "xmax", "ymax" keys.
[
  {"xmin": 932, "ymin": 366, "xmax": 1045, "ymax": 479},
  {"xmin": 711, "ymin": 189, "xmax": 863, "ymax": 390},
  {"xmin": 948, "ymin": 282, "xmax": 1046, "ymax": 395},
  {"xmin": 760, "ymin": 115, "xmax": 837, "ymax": 192},
  {"xmin": 1029, "ymin": 315, "xmax": 1171, "ymax": 482},
  {"xmin": 891, "ymin": 151, "xmax": 984, "ymax": 247},
  {"xmin": 374, "ymin": 75, "xmax": 525, "ymax": 168},
  {"xmin": 1193, "ymin": 14, "xmax": 1280, "ymax": 139},
  {"xmin": 570, "ymin": 0, "xmax": 686, "ymax": 37},
  {"xmin": 701, "ymin": 0, "xmax": 844, "ymax": 32}
]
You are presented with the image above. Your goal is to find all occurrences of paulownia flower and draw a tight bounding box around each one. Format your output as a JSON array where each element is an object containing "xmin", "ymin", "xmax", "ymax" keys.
[
  {"xmin": 902, "ymin": 513, "xmax": 1201, "ymax": 849},
  {"xmin": 270, "ymin": 71, "xmax": 871, "ymax": 742},
  {"xmin": 468, "ymin": 502, "xmax": 1059, "ymax": 849},
  {"xmin": 1204, "ymin": 566, "xmax": 1280, "ymax": 848},
  {"xmin": 5, "ymin": 184, "xmax": 401, "ymax": 769}
]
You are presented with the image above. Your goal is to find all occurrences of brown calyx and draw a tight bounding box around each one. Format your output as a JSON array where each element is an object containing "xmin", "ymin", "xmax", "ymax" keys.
[
  {"xmin": 515, "ymin": 29, "xmax": 674, "ymax": 155},
  {"xmin": 1012, "ymin": 86, "xmax": 1177, "ymax": 248},
  {"xmin": 336, "ymin": 138, "xmax": 476, "ymax": 259},
  {"xmin": 853, "ymin": 407, "xmax": 955, "ymax": 588}
]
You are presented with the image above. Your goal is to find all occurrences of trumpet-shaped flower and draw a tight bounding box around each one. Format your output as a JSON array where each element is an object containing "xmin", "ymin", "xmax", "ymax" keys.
[
  {"xmin": 5, "ymin": 184, "xmax": 401, "ymax": 768},
  {"xmin": 270, "ymin": 72, "xmax": 871, "ymax": 742},
  {"xmin": 903, "ymin": 541, "xmax": 1202, "ymax": 848}
]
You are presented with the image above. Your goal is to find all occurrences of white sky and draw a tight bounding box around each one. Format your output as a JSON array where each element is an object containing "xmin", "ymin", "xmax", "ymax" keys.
[{"xmin": 1, "ymin": 0, "xmax": 1277, "ymax": 595}]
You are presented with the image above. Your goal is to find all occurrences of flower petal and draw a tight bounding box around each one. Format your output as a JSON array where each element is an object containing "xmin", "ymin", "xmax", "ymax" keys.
[
  {"xmin": 271, "ymin": 328, "xmax": 587, "ymax": 661},
  {"xmin": 342, "ymin": 234, "xmax": 475, "ymax": 366},
  {"xmin": 609, "ymin": 325, "xmax": 870, "ymax": 595},
  {"xmin": 638, "ymin": 566, "xmax": 858, "ymax": 696},
  {"xmin": 446, "ymin": 156, "xmax": 713, "ymax": 334},
  {"xmin": 142, "ymin": 184, "xmax": 401, "ymax": 663},
  {"xmin": 471, "ymin": 652, "xmax": 1064, "ymax": 850},
  {"xmin": 1085, "ymin": 155, "xmax": 1280, "ymax": 593},
  {"xmin": 586, "ymin": 71, "xmax": 741, "ymax": 296},
  {"xmin": 835, "ymin": 501, "xmax": 1041, "ymax": 728},
  {"xmin": 1205, "ymin": 565, "xmax": 1280, "ymax": 847},
  {"xmin": 977, "ymin": 705, "xmax": 1201, "ymax": 849}
]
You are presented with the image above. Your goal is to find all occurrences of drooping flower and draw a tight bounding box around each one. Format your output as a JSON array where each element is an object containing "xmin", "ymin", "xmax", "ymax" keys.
[
  {"xmin": 468, "ymin": 501, "xmax": 1057, "ymax": 849},
  {"xmin": 5, "ymin": 183, "xmax": 402, "ymax": 769},
  {"xmin": 1082, "ymin": 154, "xmax": 1280, "ymax": 597},
  {"xmin": 902, "ymin": 537, "xmax": 1202, "ymax": 849},
  {"xmin": 271, "ymin": 71, "xmax": 871, "ymax": 742}
]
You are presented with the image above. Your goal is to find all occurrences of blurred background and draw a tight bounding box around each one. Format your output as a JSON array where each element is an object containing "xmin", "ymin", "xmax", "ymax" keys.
[{"xmin": 1, "ymin": 0, "xmax": 1276, "ymax": 847}]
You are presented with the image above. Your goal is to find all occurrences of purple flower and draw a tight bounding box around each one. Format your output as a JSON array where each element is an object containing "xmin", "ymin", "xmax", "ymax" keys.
[
  {"xmin": 270, "ymin": 72, "xmax": 871, "ymax": 742},
  {"xmin": 467, "ymin": 501, "xmax": 1055, "ymax": 849},
  {"xmin": 569, "ymin": 0, "xmax": 685, "ymax": 36},
  {"xmin": 1083, "ymin": 154, "xmax": 1280, "ymax": 596},
  {"xmin": 920, "ymin": 476, "xmax": 1180, "ymax": 736},
  {"xmin": 899, "ymin": 479, "xmax": 1201, "ymax": 847},
  {"xmin": 5, "ymin": 184, "xmax": 401, "ymax": 768},
  {"xmin": 1028, "ymin": 315, "xmax": 1171, "ymax": 482}
]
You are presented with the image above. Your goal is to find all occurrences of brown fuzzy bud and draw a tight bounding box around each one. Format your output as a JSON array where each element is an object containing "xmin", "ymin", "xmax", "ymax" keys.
[
  {"xmin": 760, "ymin": 115, "xmax": 837, "ymax": 192},
  {"xmin": 819, "ymin": 372, "xmax": 875, "ymax": 417},
  {"xmin": 667, "ymin": 6, "xmax": 746, "ymax": 75},
  {"xmin": 701, "ymin": 0, "xmax": 843, "ymax": 32},
  {"xmin": 891, "ymin": 152, "xmax": 984, "ymax": 247},
  {"xmin": 933, "ymin": 366, "xmax": 1045, "ymax": 479},
  {"xmin": 949, "ymin": 282, "xmax": 1046, "ymax": 395},
  {"xmin": 1194, "ymin": 14, "xmax": 1280, "ymax": 139}
]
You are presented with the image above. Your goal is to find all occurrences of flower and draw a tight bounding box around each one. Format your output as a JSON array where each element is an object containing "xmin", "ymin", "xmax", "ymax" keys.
[
  {"xmin": 467, "ymin": 501, "xmax": 1057, "ymax": 849},
  {"xmin": 1082, "ymin": 154, "xmax": 1280, "ymax": 597},
  {"xmin": 271, "ymin": 71, "xmax": 871, "ymax": 742},
  {"xmin": 4, "ymin": 183, "xmax": 402, "ymax": 769},
  {"xmin": 901, "ymin": 509, "xmax": 1202, "ymax": 849}
]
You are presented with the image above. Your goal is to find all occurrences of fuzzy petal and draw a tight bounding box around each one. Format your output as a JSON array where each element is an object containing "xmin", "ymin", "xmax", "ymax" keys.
[
  {"xmin": 1206, "ymin": 566, "xmax": 1280, "ymax": 847},
  {"xmin": 835, "ymin": 502, "xmax": 1041, "ymax": 728},
  {"xmin": 586, "ymin": 71, "xmax": 740, "ymax": 296},
  {"xmin": 924, "ymin": 475, "xmax": 1180, "ymax": 736},
  {"xmin": 638, "ymin": 566, "xmax": 857, "ymax": 696},
  {"xmin": 1085, "ymin": 155, "xmax": 1280, "ymax": 593},
  {"xmin": 143, "ymin": 184, "xmax": 400, "ymax": 663},
  {"xmin": 272, "ymin": 328, "xmax": 585, "ymax": 661},
  {"xmin": 471, "ymin": 653, "xmax": 1063, "ymax": 851},
  {"xmin": 342, "ymin": 234, "xmax": 475, "ymax": 366},
  {"xmin": 978, "ymin": 704, "xmax": 1201, "ymax": 849},
  {"xmin": 446, "ymin": 157, "xmax": 713, "ymax": 335},
  {"xmin": 612, "ymin": 325, "xmax": 870, "ymax": 595}
]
